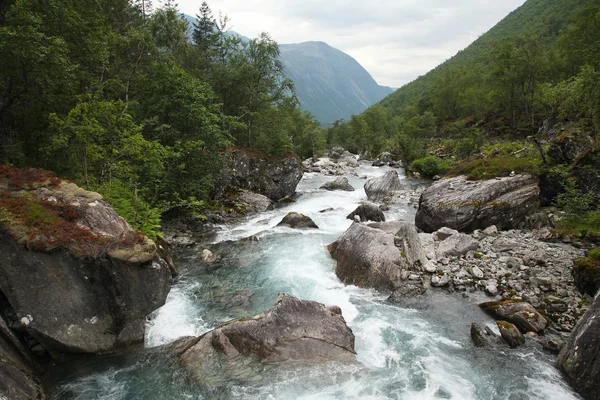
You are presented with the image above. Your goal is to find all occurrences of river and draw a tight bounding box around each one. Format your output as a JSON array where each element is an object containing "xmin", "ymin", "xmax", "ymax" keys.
[{"xmin": 51, "ymin": 163, "xmax": 580, "ymax": 400}]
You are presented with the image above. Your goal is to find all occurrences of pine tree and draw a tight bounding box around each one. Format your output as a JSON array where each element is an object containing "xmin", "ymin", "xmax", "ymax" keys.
[{"xmin": 193, "ymin": 2, "xmax": 218, "ymax": 52}]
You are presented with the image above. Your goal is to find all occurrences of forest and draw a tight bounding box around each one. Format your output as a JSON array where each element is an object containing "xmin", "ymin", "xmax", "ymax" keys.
[{"xmin": 0, "ymin": 0, "xmax": 324, "ymax": 237}]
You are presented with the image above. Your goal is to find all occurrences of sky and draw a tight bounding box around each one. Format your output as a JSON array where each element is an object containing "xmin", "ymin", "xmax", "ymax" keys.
[{"xmin": 177, "ymin": 0, "xmax": 527, "ymax": 88}]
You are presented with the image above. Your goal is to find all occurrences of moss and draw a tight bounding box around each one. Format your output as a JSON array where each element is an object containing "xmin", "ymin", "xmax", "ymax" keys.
[
  {"xmin": 447, "ymin": 156, "xmax": 541, "ymax": 180},
  {"xmin": 474, "ymin": 252, "xmax": 483, "ymax": 259},
  {"xmin": 587, "ymin": 248, "xmax": 600, "ymax": 260},
  {"xmin": 400, "ymin": 250, "xmax": 407, "ymax": 258}
]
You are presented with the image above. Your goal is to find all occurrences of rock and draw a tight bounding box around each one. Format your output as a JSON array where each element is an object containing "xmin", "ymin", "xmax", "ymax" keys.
[
  {"xmin": 479, "ymin": 300, "xmax": 548, "ymax": 333},
  {"xmin": 418, "ymin": 233, "xmax": 436, "ymax": 260},
  {"xmin": 0, "ymin": 315, "xmax": 47, "ymax": 399},
  {"xmin": 388, "ymin": 283, "xmax": 427, "ymax": 301},
  {"xmin": 558, "ymin": 290, "xmax": 600, "ymax": 400},
  {"xmin": 415, "ymin": 174, "xmax": 541, "ymax": 233},
  {"xmin": 433, "ymin": 227, "xmax": 459, "ymax": 241},
  {"xmin": 364, "ymin": 171, "xmax": 403, "ymax": 202},
  {"xmin": 0, "ymin": 171, "xmax": 172, "ymax": 354},
  {"xmin": 496, "ymin": 320, "xmax": 525, "ymax": 348},
  {"xmin": 570, "ymin": 142, "xmax": 600, "ymax": 205},
  {"xmin": 277, "ymin": 212, "xmax": 319, "ymax": 229},
  {"xmin": 319, "ymin": 207, "xmax": 335, "ymax": 213},
  {"xmin": 212, "ymin": 148, "xmax": 303, "ymax": 201},
  {"xmin": 547, "ymin": 130, "xmax": 595, "ymax": 165},
  {"xmin": 572, "ymin": 252, "xmax": 600, "ymax": 297},
  {"xmin": 436, "ymin": 234, "xmax": 479, "ymax": 258},
  {"xmin": 320, "ymin": 177, "xmax": 355, "ymax": 192},
  {"xmin": 347, "ymin": 202, "xmax": 385, "ymax": 223},
  {"xmin": 230, "ymin": 189, "xmax": 274, "ymax": 215},
  {"xmin": 470, "ymin": 322, "xmax": 488, "ymax": 347},
  {"xmin": 431, "ymin": 273, "xmax": 450, "ymax": 287},
  {"xmin": 328, "ymin": 222, "xmax": 426, "ymax": 290},
  {"xmin": 484, "ymin": 280, "xmax": 499, "ymax": 296},
  {"xmin": 470, "ymin": 266, "xmax": 484, "ymax": 279},
  {"xmin": 177, "ymin": 294, "xmax": 356, "ymax": 385},
  {"xmin": 200, "ymin": 249, "xmax": 215, "ymax": 262}
]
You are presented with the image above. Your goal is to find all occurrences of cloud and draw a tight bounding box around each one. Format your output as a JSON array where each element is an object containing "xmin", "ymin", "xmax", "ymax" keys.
[{"xmin": 177, "ymin": 0, "xmax": 526, "ymax": 87}]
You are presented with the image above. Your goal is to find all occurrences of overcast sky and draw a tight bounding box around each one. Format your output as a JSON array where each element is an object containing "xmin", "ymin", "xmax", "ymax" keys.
[{"xmin": 177, "ymin": 0, "xmax": 527, "ymax": 88}]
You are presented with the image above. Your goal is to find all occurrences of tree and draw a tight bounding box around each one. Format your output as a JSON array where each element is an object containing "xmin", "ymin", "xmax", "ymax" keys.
[{"xmin": 193, "ymin": 2, "xmax": 219, "ymax": 53}]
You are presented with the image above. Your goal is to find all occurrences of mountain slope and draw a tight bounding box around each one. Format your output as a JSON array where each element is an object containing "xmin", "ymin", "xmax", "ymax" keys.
[
  {"xmin": 279, "ymin": 41, "xmax": 393, "ymax": 124},
  {"xmin": 379, "ymin": 0, "xmax": 594, "ymax": 115}
]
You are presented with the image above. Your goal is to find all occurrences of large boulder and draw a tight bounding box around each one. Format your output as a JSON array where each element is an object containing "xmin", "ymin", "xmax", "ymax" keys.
[
  {"xmin": 364, "ymin": 171, "xmax": 403, "ymax": 202},
  {"xmin": 570, "ymin": 142, "xmax": 600, "ymax": 206},
  {"xmin": 572, "ymin": 251, "xmax": 600, "ymax": 297},
  {"xmin": 277, "ymin": 212, "xmax": 319, "ymax": 229},
  {"xmin": 0, "ymin": 315, "xmax": 47, "ymax": 399},
  {"xmin": 212, "ymin": 148, "xmax": 303, "ymax": 201},
  {"xmin": 479, "ymin": 300, "xmax": 548, "ymax": 333},
  {"xmin": 346, "ymin": 202, "xmax": 385, "ymax": 222},
  {"xmin": 415, "ymin": 174, "xmax": 541, "ymax": 233},
  {"xmin": 547, "ymin": 130, "xmax": 595, "ymax": 165},
  {"xmin": 497, "ymin": 320, "xmax": 525, "ymax": 348},
  {"xmin": 558, "ymin": 290, "xmax": 600, "ymax": 400},
  {"xmin": 176, "ymin": 294, "xmax": 356, "ymax": 385},
  {"xmin": 320, "ymin": 177, "xmax": 355, "ymax": 191},
  {"xmin": 0, "ymin": 168, "xmax": 172, "ymax": 354},
  {"xmin": 328, "ymin": 222, "xmax": 427, "ymax": 290}
]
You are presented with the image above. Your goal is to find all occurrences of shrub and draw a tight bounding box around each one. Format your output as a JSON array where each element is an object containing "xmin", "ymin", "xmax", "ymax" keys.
[{"xmin": 410, "ymin": 156, "xmax": 451, "ymax": 178}]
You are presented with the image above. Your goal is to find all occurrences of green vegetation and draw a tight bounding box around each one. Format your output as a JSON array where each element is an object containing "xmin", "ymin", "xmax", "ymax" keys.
[
  {"xmin": 0, "ymin": 0, "xmax": 325, "ymax": 234},
  {"xmin": 448, "ymin": 156, "xmax": 542, "ymax": 180},
  {"xmin": 410, "ymin": 156, "xmax": 451, "ymax": 179}
]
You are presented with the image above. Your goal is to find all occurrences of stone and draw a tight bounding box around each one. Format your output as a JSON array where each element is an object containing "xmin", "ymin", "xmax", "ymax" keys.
[
  {"xmin": 277, "ymin": 212, "xmax": 319, "ymax": 229},
  {"xmin": 558, "ymin": 290, "xmax": 600, "ymax": 400},
  {"xmin": 484, "ymin": 280, "xmax": 499, "ymax": 296},
  {"xmin": 572, "ymin": 253, "xmax": 600, "ymax": 297},
  {"xmin": 431, "ymin": 273, "xmax": 450, "ymax": 287},
  {"xmin": 177, "ymin": 294, "xmax": 356, "ymax": 386},
  {"xmin": 433, "ymin": 227, "xmax": 460, "ymax": 241},
  {"xmin": 415, "ymin": 174, "xmax": 541, "ymax": 233},
  {"xmin": 364, "ymin": 171, "xmax": 403, "ymax": 202},
  {"xmin": 388, "ymin": 283, "xmax": 427, "ymax": 301},
  {"xmin": 320, "ymin": 177, "xmax": 355, "ymax": 191},
  {"xmin": 0, "ymin": 173, "xmax": 172, "ymax": 354},
  {"xmin": 346, "ymin": 202, "xmax": 385, "ymax": 223},
  {"xmin": 0, "ymin": 315, "xmax": 47, "ymax": 399},
  {"xmin": 212, "ymin": 148, "xmax": 303, "ymax": 201},
  {"xmin": 470, "ymin": 322, "xmax": 488, "ymax": 347},
  {"xmin": 470, "ymin": 266, "xmax": 484, "ymax": 279},
  {"xmin": 200, "ymin": 249, "xmax": 215, "ymax": 262},
  {"xmin": 496, "ymin": 321, "xmax": 525, "ymax": 348},
  {"xmin": 328, "ymin": 222, "xmax": 426, "ymax": 290},
  {"xmin": 418, "ymin": 233, "xmax": 436, "ymax": 260},
  {"xmin": 479, "ymin": 300, "xmax": 548, "ymax": 333},
  {"xmin": 436, "ymin": 234, "xmax": 479, "ymax": 258}
]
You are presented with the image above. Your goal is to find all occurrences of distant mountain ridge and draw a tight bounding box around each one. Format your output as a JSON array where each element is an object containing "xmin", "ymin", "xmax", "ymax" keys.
[
  {"xmin": 181, "ymin": 15, "xmax": 391, "ymax": 124},
  {"xmin": 279, "ymin": 41, "xmax": 393, "ymax": 124}
]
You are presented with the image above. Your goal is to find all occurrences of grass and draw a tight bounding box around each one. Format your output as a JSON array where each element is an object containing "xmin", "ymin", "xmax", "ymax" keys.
[{"xmin": 447, "ymin": 156, "xmax": 542, "ymax": 180}]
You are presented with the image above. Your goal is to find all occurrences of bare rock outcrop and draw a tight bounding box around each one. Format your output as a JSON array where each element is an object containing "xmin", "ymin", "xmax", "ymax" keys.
[
  {"xmin": 364, "ymin": 170, "xmax": 403, "ymax": 202},
  {"xmin": 175, "ymin": 294, "xmax": 356, "ymax": 386},
  {"xmin": 415, "ymin": 174, "xmax": 542, "ymax": 233}
]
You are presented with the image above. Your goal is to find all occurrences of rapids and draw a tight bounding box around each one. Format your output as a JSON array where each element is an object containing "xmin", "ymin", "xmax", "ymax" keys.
[{"xmin": 51, "ymin": 164, "xmax": 581, "ymax": 400}]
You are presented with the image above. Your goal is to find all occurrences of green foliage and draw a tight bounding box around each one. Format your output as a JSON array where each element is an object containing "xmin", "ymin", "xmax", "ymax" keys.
[
  {"xmin": 410, "ymin": 156, "xmax": 451, "ymax": 179},
  {"xmin": 448, "ymin": 156, "xmax": 542, "ymax": 180},
  {"xmin": 444, "ymin": 121, "xmax": 485, "ymax": 159}
]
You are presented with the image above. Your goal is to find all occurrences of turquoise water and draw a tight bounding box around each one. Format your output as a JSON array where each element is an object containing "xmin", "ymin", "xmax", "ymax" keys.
[{"xmin": 51, "ymin": 165, "xmax": 580, "ymax": 400}]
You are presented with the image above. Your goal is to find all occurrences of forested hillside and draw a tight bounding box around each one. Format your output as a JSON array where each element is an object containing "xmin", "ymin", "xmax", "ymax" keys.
[
  {"xmin": 330, "ymin": 0, "xmax": 599, "ymax": 158},
  {"xmin": 0, "ymin": 0, "xmax": 324, "ymax": 237}
]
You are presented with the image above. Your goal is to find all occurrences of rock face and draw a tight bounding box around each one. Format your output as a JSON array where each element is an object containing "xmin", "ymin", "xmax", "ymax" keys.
[
  {"xmin": 213, "ymin": 148, "xmax": 303, "ymax": 201},
  {"xmin": 176, "ymin": 294, "xmax": 356, "ymax": 385},
  {"xmin": 328, "ymin": 222, "xmax": 427, "ymax": 290},
  {"xmin": 572, "ymin": 253, "xmax": 600, "ymax": 297},
  {"xmin": 479, "ymin": 300, "xmax": 548, "ymax": 333},
  {"xmin": 320, "ymin": 177, "xmax": 355, "ymax": 191},
  {"xmin": 364, "ymin": 170, "xmax": 403, "ymax": 202},
  {"xmin": 570, "ymin": 143, "xmax": 600, "ymax": 205},
  {"xmin": 0, "ymin": 169, "xmax": 172, "ymax": 354},
  {"xmin": 277, "ymin": 212, "xmax": 319, "ymax": 229},
  {"xmin": 0, "ymin": 315, "xmax": 47, "ymax": 399},
  {"xmin": 558, "ymin": 290, "xmax": 600, "ymax": 400},
  {"xmin": 415, "ymin": 174, "xmax": 542, "ymax": 233},
  {"xmin": 346, "ymin": 202, "xmax": 385, "ymax": 222},
  {"xmin": 497, "ymin": 320, "xmax": 525, "ymax": 348}
]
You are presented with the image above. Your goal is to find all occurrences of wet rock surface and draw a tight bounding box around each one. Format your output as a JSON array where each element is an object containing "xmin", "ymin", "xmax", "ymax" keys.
[
  {"xmin": 176, "ymin": 294, "xmax": 356, "ymax": 386},
  {"xmin": 320, "ymin": 177, "xmax": 355, "ymax": 191},
  {"xmin": 346, "ymin": 202, "xmax": 385, "ymax": 222},
  {"xmin": 364, "ymin": 170, "xmax": 403, "ymax": 203},
  {"xmin": 277, "ymin": 212, "xmax": 319, "ymax": 229}
]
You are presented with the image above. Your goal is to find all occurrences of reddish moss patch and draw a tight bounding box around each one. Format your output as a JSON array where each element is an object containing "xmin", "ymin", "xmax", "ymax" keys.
[{"xmin": 0, "ymin": 165, "xmax": 61, "ymax": 189}]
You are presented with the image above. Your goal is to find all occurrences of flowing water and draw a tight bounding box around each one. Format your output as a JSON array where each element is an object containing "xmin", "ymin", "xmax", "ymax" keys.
[{"xmin": 51, "ymin": 164, "xmax": 581, "ymax": 400}]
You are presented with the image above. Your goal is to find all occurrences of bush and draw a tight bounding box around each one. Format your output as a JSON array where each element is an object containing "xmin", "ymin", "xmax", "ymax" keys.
[{"xmin": 410, "ymin": 156, "xmax": 451, "ymax": 178}]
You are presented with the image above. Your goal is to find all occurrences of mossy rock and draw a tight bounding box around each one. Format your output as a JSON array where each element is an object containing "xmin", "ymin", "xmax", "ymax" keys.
[{"xmin": 573, "ymin": 251, "xmax": 600, "ymax": 296}]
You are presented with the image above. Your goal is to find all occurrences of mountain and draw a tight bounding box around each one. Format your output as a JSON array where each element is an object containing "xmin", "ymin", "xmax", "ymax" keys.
[
  {"xmin": 279, "ymin": 41, "xmax": 393, "ymax": 124},
  {"xmin": 378, "ymin": 0, "xmax": 594, "ymax": 116}
]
